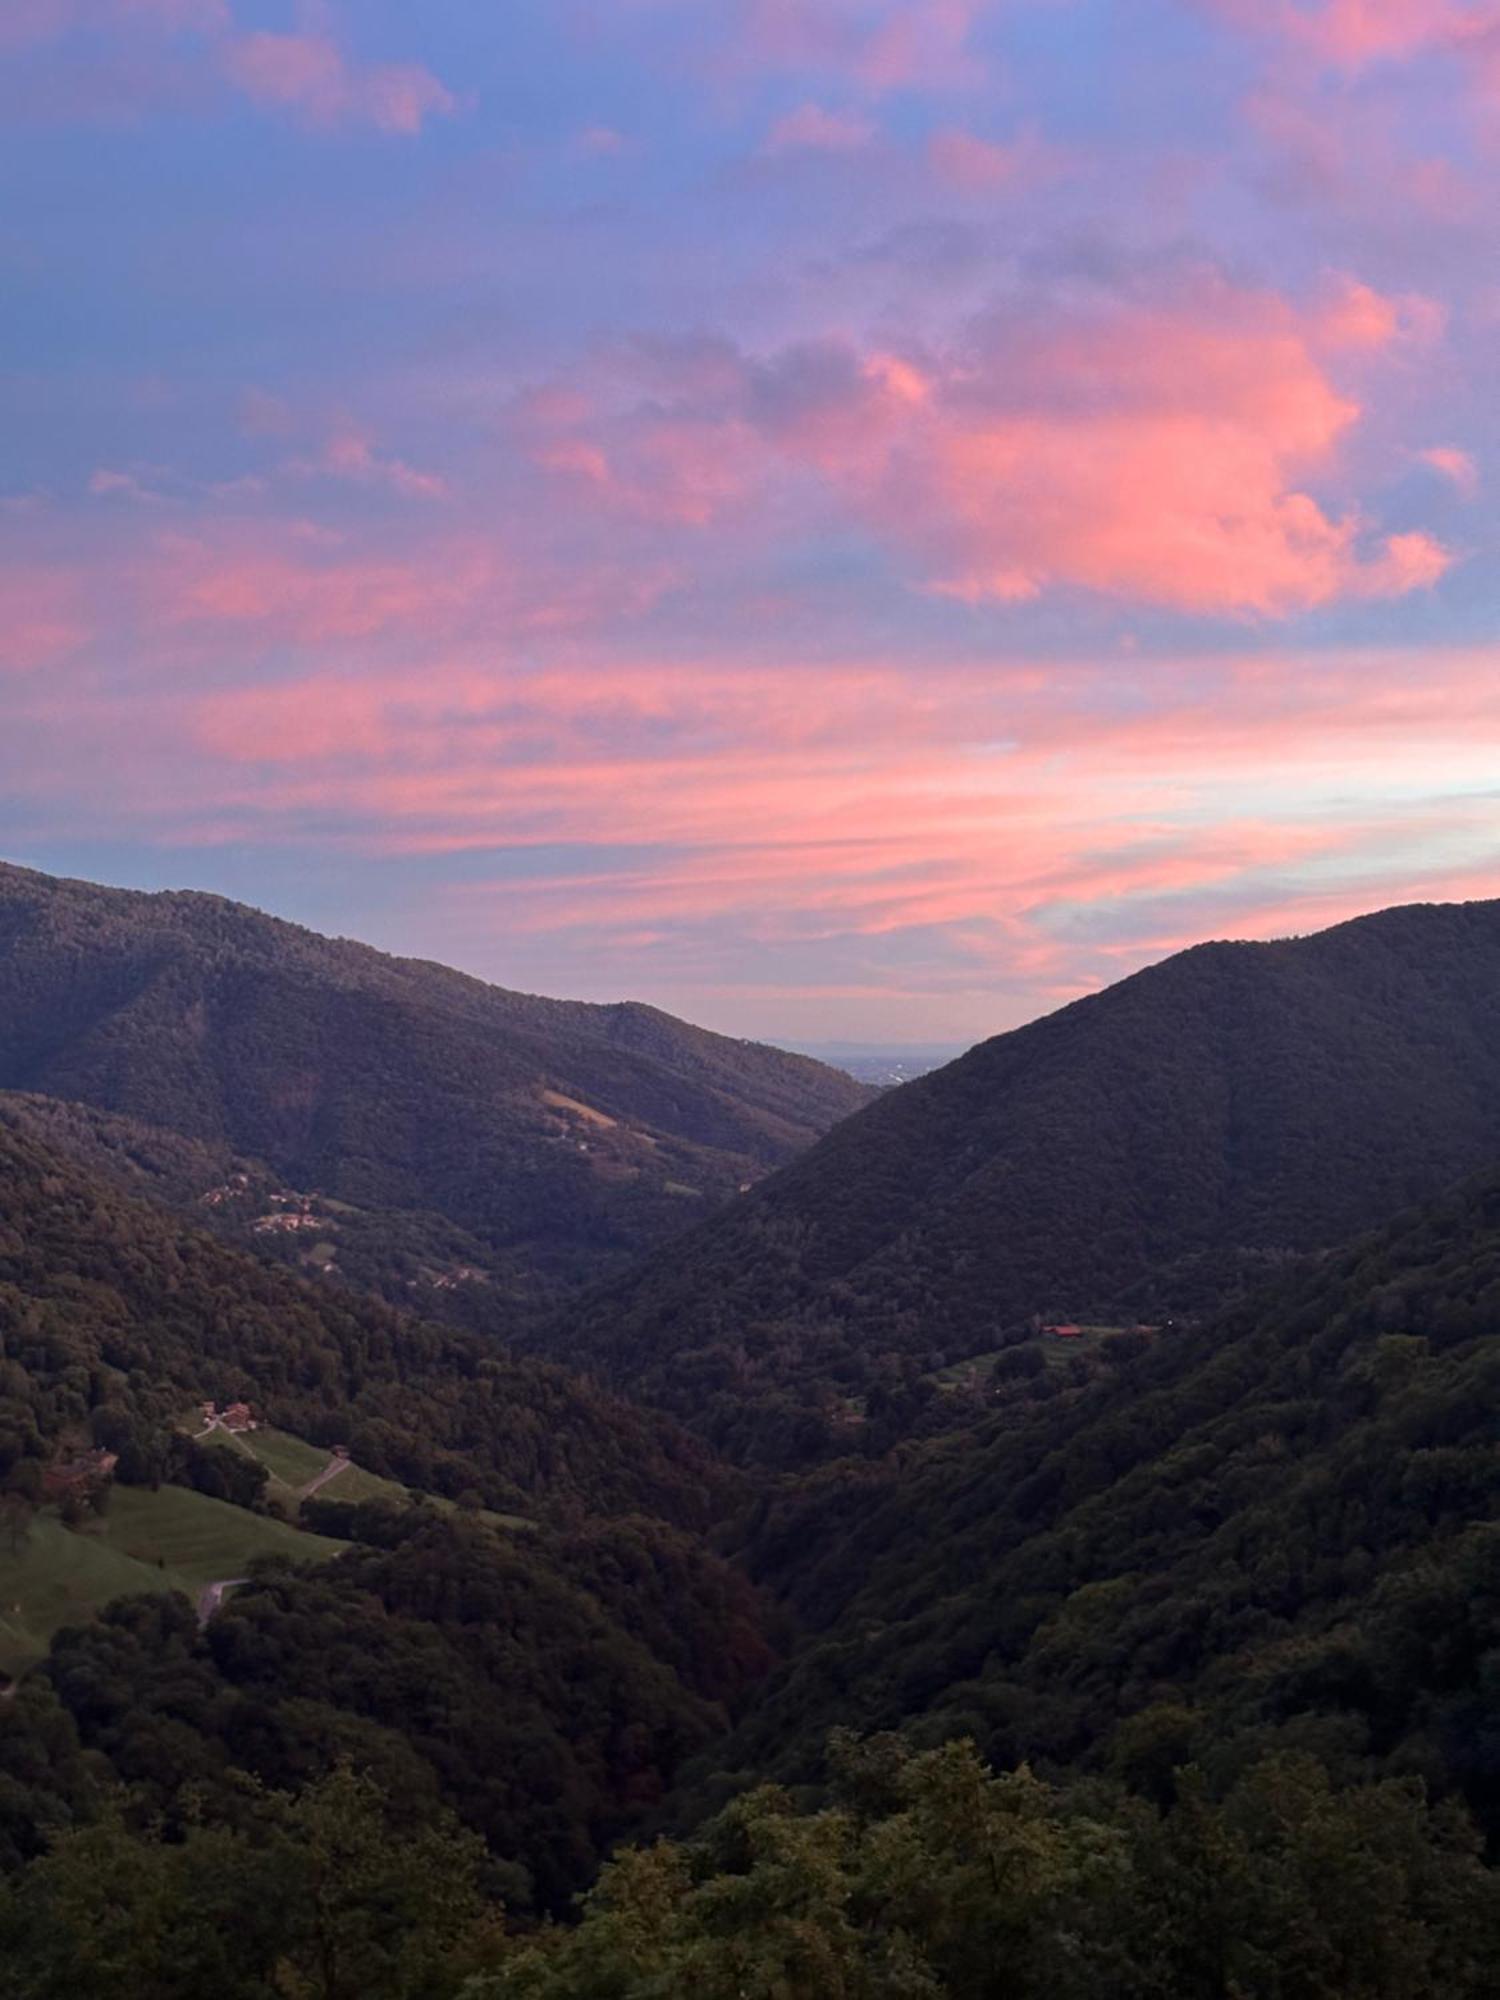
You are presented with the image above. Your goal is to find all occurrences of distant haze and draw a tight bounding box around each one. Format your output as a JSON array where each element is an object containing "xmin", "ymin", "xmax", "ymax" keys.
[{"xmin": 779, "ymin": 1043, "xmax": 972, "ymax": 1087}]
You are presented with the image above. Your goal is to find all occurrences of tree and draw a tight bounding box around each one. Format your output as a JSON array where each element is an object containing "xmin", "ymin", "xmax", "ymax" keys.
[
  {"xmin": 271, "ymin": 1763, "xmax": 496, "ymax": 2000},
  {"xmin": 1, "ymin": 1487, "xmax": 34, "ymax": 1556},
  {"xmin": 0, "ymin": 1767, "xmax": 498, "ymax": 2000}
]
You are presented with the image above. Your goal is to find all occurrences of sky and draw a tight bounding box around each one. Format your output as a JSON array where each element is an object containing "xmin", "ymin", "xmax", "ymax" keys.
[{"xmin": 2, "ymin": 0, "xmax": 1499, "ymax": 1044}]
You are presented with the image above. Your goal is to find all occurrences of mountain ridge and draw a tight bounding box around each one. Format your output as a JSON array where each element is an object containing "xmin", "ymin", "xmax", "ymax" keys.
[
  {"xmin": 544, "ymin": 896, "xmax": 1500, "ymax": 1461},
  {"xmin": 0, "ymin": 860, "xmax": 871, "ymax": 1319}
]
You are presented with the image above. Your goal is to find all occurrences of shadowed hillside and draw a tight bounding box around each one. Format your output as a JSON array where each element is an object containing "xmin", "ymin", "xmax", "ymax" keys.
[
  {"xmin": 0, "ymin": 863, "xmax": 869, "ymax": 1318},
  {"xmin": 705, "ymin": 1163, "xmax": 1500, "ymax": 1851},
  {"xmin": 549, "ymin": 900, "xmax": 1500, "ymax": 1461},
  {"xmin": 0, "ymin": 1114, "xmax": 736, "ymax": 1531},
  {"xmin": 0, "ymin": 1117, "xmax": 774, "ymax": 1908}
]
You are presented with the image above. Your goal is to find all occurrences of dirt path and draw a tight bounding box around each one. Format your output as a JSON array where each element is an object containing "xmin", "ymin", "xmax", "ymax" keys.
[
  {"xmin": 298, "ymin": 1455, "xmax": 352, "ymax": 1502},
  {"xmin": 196, "ymin": 1577, "xmax": 248, "ymax": 1627}
]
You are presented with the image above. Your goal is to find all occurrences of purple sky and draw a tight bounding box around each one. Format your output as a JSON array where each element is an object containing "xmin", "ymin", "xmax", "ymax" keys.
[{"xmin": 3, "ymin": 0, "xmax": 1499, "ymax": 1042}]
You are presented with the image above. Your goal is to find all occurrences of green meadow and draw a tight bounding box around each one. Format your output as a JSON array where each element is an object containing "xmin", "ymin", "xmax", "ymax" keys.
[{"xmin": 0, "ymin": 1486, "xmax": 344, "ymax": 1678}]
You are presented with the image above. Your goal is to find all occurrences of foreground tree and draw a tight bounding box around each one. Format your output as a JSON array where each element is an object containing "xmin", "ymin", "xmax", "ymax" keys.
[
  {"xmin": 0, "ymin": 1765, "xmax": 497, "ymax": 2000},
  {"xmin": 476, "ymin": 1739, "xmax": 1500, "ymax": 2000}
]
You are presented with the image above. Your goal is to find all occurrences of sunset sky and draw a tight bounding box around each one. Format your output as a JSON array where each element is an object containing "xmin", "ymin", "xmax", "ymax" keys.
[{"xmin": 3, "ymin": 0, "xmax": 1499, "ymax": 1042}]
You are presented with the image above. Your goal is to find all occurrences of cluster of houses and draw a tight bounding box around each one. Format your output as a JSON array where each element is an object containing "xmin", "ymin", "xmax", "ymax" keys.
[
  {"xmin": 427, "ymin": 1265, "xmax": 486, "ymax": 1291},
  {"xmin": 200, "ymin": 1400, "xmax": 258, "ymax": 1433},
  {"xmin": 200, "ymin": 1173, "xmax": 253, "ymax": 1209},
  {"xmin": 252, "ymin": 1210, "xmax": 327, "ymax": 1236}
]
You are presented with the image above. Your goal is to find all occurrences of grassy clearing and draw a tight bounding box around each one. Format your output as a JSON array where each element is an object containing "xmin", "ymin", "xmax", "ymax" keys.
[
  {"xmin": 175, "ymin": 1414, "xmax": 533, "ymax": 1531},
  {"xmin": 318, "ymin": 1459, "xmax": 409, "ymax": 1508},
  {"xmin": 97, "ymin": 1485, "xmax": 340, "ymax": 1588},
  {"xmin": 0, "ymin": 1518, "xmax": 172, "ymax": 1678},
  {"xmin": 427, "ymin": 1494, "xmax": 536, "ymax": 1534},
  {"xmin": 0, "ymin": 1487, "xmax": 344, "ymax": 1678},
  {"xmin": 240, "ymin": 1425, "xmax": 329, "ymax": 1493}
]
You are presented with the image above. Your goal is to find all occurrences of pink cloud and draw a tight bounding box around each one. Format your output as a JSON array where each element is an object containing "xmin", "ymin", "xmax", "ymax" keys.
[
  {"xmin": 305, "ymin": 423, "xmax": 448, "ymax": 500},
  {"xmin": 1420, "ymin": 443, "xmax": 1481, "ymax": 492},
  {"xmin": 0, "ymin": 0, "xmax": 227, "ymax": 51},
  {"xmin": 0, "ymin": 568, "xmax": 91, "ymax": 670},
  {"xmin": 852, "ymin": 288, "xmax": 1451, "ymax": 611},
  {"xmin": 528, "ymin": 274, "xmax": 1452, "ymax": 614},
  {"xmin": 740, "ymin": 0, "xmax": 988, "ymax": 93},
  {"xmin": 926, "ymin": 123, "xmax": 1035, "ymax": 188},
  {"xmin": 159, "ymin": 531, "xmax": 493, "ymax": 642},
  {"xmin": 88, "ymin": 466, "xmax": 161, "ymax": 502},
  {"xmin": 8, "ymin": 625, "xmax": 1500, "ymax": 1032},
  {"xmin": 575, "ymin": 122, "xmax": 629, "ymax": 155},
  {"xmin": 222, "ymin": 31, "xmax": 455, "ymax": 135},
  {"xmin": 135, "ymin": 648, "xmax": 1500, "ymax": 1022},
  {"xmin": 1209, "ymin": 1, "xmax": 1500, "ymax": 77},
  {"xmin": 0, "ymin": 1, "xmax": 457, "ymax": 134},
  {"xmin": 762, "ymin": 100, "xmax": 876, "ymax": 153}
]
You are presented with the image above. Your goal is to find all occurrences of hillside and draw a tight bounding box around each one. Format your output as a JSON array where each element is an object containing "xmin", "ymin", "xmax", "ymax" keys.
[
  {"xmin": 708, "ymin": 1165, "xmax": 1500, "ymax": 1849},
  {"xmin": 0, "ymin": 862, "xmax": 870, "ymax": 1318},
  {"xmin": 0, "ymin": 1114, "xmax": 736, "ymax": 1531},
  {"xmin": 550, "ymin": 899, "xmax": 1500, "ymax": 1461},
  {"xmin": 0, "ymin": 1116, "xmax": 779, "ymax": 1907},
  {"xmin": 0, "ymin": 1488, "xmax": 344, "ymax": 1679},
  {"xmin": 0, "ymin": 1091, "xmax": 521, "ymax": 1337}
]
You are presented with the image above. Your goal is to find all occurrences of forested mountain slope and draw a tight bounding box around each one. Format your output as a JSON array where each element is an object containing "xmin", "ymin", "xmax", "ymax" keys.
[
  {"xmin": 0, "ymin": 1119, "xmax": 776, "ymax": 1909},
  {"xmin": 710, "ymin": 1166, "xmax": 1500, "ymax": 1846},
  {"xmin": 0, "ymin": 1091, "xmax": 522, "ymax": 1339},
  {"xmin": 552, "ymin": 899, "xmax": 1500, "ymax": 1460},
  {"xmin": 0, "ymin": 863, "xmax": 869, "ymax": 1317},
  {"xmin": 0, "ymin": 1117, "xmax": 734, "ymax": 1529}
]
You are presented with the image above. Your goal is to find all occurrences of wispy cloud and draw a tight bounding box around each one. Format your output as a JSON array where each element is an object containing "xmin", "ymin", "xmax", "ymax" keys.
[{"xmin": 0, "ymin": 0, "xmax": 457, "ymax": 131}]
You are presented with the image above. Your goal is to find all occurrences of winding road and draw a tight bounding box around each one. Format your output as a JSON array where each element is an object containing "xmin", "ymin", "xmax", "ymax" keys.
[
  {"xmin": 298, "ymin": 1454, "xmax": 352, "ymax": 1502},
  {"xmin": 196, "ymin": 1577, "xmax": 248, "ymax": 1627}
]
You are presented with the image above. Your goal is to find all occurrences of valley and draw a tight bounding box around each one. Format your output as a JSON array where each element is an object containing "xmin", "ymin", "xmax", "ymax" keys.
[{"xmin": 1, "ymin": 874, "xmax": 1497, "ymax": 1993}]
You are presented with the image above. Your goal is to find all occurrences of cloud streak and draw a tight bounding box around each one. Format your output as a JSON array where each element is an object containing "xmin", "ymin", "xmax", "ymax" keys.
[{"xmin": 3, "ymin": 0, "xmax": 1497, "ymax": 1036}]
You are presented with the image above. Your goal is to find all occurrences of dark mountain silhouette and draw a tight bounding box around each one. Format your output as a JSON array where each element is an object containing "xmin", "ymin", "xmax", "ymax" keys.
[
  {"xmin": 548, "ymin": 900, "xmax": 1500, "ymax": 1461},
  {"xmin": 0, "ymin": 862, "xmax": 869, "ymax": 1318}
]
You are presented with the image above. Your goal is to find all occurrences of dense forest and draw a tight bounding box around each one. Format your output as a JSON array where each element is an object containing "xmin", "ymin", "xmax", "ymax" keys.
[
  {"xmin": 0, "ymin": 1117, "xmax": 735, "ymax": 1528},
  {"xmin": 3, "ymin": 1103, "xmax": 1499, "ymax": 1987},
  {"xmin": 548, "ymin": 899, "xmax": 1500, "ymax": 1463},
  {"xmin": 3, "ymin": 881, "xmax": 1500, "ymax": 1994},
  {"xmin": 709, "ymin": 1168, "xmax": 1500, "ymax": 1843},
  {"xmin": 2, "ymin": 1511, "xmax": 772, "ymax": 1915},
  {"xmin": 0, "ymin": 1120, "xmax": 778, "ymax": 1917},
  {"xmin": 0, "ymin": 862, "xmax": 869, "ymax": 1320},
  {"xmin": 0, "ymin": 1091, "xmax": 525, "ymax": 1341}
]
